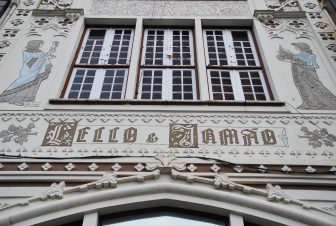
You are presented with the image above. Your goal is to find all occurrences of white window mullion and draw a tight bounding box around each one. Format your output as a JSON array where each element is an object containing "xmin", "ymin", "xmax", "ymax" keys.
[
  {"xmin": 231, "ymin": 70, "xmax": 244, "ymax": 101},
  {"xmin": 100, "ymin": 29, "xmax": 113, "ymax": 64},
  {"xmin": 164, "ymin": 30, "xmax": 173, "ymax": 65},
  {"xmin": 225, "ymin": 30, "xmax": 237, "ymax": 66},
  {"xmin": 162, "ymin": 69, "xmax": 171, "ymax": 99},
  {"xmin": 90, "ymin": 69, "xmax": 105, "ymax": 99},
  {"xmin": 191, "ymin": 70, "xmax": 197, "ymax": 100}
]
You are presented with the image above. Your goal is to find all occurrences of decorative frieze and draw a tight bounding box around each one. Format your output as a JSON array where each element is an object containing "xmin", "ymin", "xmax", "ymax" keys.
[{"xmin": 90, "ymin": 0, "xmax": 250, "ymax": 17}]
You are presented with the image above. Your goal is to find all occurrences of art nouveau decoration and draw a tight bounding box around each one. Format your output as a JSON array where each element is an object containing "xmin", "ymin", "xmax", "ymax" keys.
[
  {"xmin": 0, "ymin": 40, "xmax": 59, "ymax": 106},
  {"xmin": 90, "ymin": 0, "xmax": 250, "ymax": 17},
  {"xmin": 265, "ymin": 0, "xmax": 300, "ymax": 12},
  {"xmin": 277, "ymin": 43, "xmax": 336, "ymax": 110},
  {"xmin": 0, "ymin": 111, "xmax": 335, "ymax": 165},
  {"xmin": 260, "ymin": 19, "xmax": 312, "ymax": 39}
]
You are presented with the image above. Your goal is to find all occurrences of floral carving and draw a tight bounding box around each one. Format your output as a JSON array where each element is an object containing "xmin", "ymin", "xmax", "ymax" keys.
[
  {"xmin": 41, "ymin": 182, "xmax": 66, "ymax": 199},
  {"xmin": 0, "ymin": 123, "xmax": 37, "ymax": 144},
  {"xmin": 266, "ymin": 183, "xmax": 292, "ymax": 202},
  {"xmin": 95, "ymin": 172, "xmax": 117, "ymax": 188},
  {"xmin": 299, "ymin": 127, "xmax": 336, "ymax": 148},
  {"xmin": 10, "ymin": 19, "xmax": 24, "ymax": 26},
  {"xmin": 304, "ymin": 2, "xmax": 317, "ymax": 9},
  {"xmin": 261, "ymin": 19, "xmax": 311, "ymax": 39},
  {"xmin": 23, "ymin": 0, "xmax": 35, "ymax": 6},
  {"xmin": 314, "ymin": 22, "xmax": 329, "ymax": 29}
]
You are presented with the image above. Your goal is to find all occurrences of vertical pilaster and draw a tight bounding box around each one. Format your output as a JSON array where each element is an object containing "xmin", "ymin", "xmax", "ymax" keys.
[
  {"xmin": 125, "ymin": 18, "xmax": 143, "ymax": 99},
  {"xmin": 194, "ymin": 18, "xmax": 209, "ymax": 100}
]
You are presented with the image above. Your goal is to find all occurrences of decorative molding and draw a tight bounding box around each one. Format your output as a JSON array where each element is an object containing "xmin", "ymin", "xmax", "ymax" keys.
[{"xmin": 0, "ymin": 170, "xmax": 160, "ymax": 211}]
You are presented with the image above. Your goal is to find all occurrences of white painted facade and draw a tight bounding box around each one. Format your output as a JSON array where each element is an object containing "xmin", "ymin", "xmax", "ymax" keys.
[{"xmin": 0, "ymin": 0, "xmax": 335, "ymax": 225}]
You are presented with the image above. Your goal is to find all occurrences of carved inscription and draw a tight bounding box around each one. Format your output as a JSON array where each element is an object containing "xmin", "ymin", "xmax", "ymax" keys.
[{"xmin": 41, "ymin": 122, "xmax": 288, "ymax": 148}]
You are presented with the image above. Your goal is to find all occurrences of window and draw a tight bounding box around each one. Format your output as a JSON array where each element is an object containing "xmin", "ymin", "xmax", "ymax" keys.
[
  {"xmin": 64, "ymin": 28, "xmax": 134, "ymax": 99},
  {"xmin": 138, "ymin": 29, "xmax": 197, "ymax": 100},
  {"xmin": 203, "ymin": 29, "xmax": 271, "ymax": 101}
]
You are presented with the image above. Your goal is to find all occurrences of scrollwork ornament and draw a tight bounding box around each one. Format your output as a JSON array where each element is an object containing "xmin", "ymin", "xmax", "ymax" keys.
[
  {"xmin": 299, "ymin": 127, "xmax": 336, "ymax": 148},
  {"xmin": 0, "ymin": 123, "xmax": 37, "ymax": 145},
  {"xmin": 40, "ymin": 181, "xmax": 65, "ymax": 200},
  {"xmin": 266, "ymin": 183, "xmax": 292, "ymax": 202}
]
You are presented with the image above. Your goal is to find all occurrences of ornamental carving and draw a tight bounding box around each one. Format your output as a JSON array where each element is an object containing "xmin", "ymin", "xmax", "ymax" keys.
[
  {"xmin": 0, "ymin": 123, "xmax": 37, "ymax": 145},
  {"xmin": 28, "ymin": 15, "xmax": 80, "ymax": 37},
  {"xmin": 261, "ymin": 19, "xmax": 312, "ymax": 39},
  {"xmin": 299, "ymin": 127, "xmax": 336, "ymax": 148},
  {"xmin": 265, "ymin": 0, "xmax": 300, "ymax": 12},
  {"xmin": 90, "ymin": 0, "xmax": 250, "ymax": 17}
]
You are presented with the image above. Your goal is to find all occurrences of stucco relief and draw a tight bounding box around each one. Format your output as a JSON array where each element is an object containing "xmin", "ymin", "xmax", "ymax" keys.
[
  {"xmin": 277, "ymin": 43, "xmax": 336, "ymax": 110},
  {"xmin": 90, "ymin": 0, "xmax": 250, "ymax": 17},
  {"xmin": 260, "ymin": 18, "xmax": 312, "ymax": 39},
  {"xmin": 265, "ymin": 0, "xmax": 300, "ymax": 12},
  {"xmin": 0, "ymin": 40, "xmax": 59, "ymax": 106},
  {"xmin": 27, "ymin": 14, "xmax": 80, "ymax": 37}
]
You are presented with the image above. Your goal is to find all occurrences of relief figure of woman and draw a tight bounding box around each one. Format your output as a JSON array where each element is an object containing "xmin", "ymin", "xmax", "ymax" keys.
[
  {"xmin": 0, "ymin": 40, "xmax": 58, "ymax": 106},
  {"xmin": 277, "ymin": 42, "xmax": 336, "ymax": 110}
]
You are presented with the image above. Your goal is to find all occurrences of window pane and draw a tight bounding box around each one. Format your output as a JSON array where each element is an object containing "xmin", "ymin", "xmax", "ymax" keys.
[
  {"xmin": 78, "ymin": 29, "xmax": 106, "ymax": 65},
  {"xmin": 239, "ymin": 71, "xmax": 267, "ymax": 101},
  {"xmin": 209, "ymin": 70, "xmax": 234, "ymax": 100},
  {"xmin": 172, "ymin": 30, "xmax": 193, "ymax": 66},
  {"xmin": 144, "ymin": 30, "xmax": 164, "ymax": 65},
  {"xmin": 99, "ymin": 69, "xmax": 127, "ymax": 99},
  {"xmin": 139, "ymin": 70, "xmax": 163, "ymax": 100},
  {"xmin": 108, "ymin": 29, "xmax": 133, "ymax": 65},
  {"xmin": 231, "ymin": 31, "xmax": 256, "ymax": 66},
  {"xmin": 67, "ymin": 69, "xmax": 96, "ymax": 99},
  {"xmin": 204, "ymin": 30, "xmax": 228, "ymax": 66},
  {"xmin": 171, "ymin": 70, "xmax": 195, "ymax": 100}
]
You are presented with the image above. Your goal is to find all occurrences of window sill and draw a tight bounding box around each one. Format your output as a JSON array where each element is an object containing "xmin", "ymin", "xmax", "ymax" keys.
[{"xmin": 49, "ymin": 99, "xmax": 285, "ymax": 106}]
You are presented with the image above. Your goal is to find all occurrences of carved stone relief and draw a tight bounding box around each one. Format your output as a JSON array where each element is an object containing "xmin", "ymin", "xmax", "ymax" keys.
[
  {"xmin": 27, "ymin": 14, "xmax": 80, "ymax": 37},
  {"xmin": 265, "ymin": 0, "xmax": 300, "ymax": 12},
  {"xmin": 261, "ymin": 18, "xmax": 312, "ymax": 39},
  {"xmin": 90, "ymin": 0, "xmax": 250, "ymax": 17},
  {"xmin": 39, "ymin": 0, "xmax": 73, "ymax": 10}
]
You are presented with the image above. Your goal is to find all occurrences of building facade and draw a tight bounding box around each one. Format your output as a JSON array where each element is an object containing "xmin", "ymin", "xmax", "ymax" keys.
[{"xmin": 0, "ymin": 0, "xmax": 335, "ymax": 225}]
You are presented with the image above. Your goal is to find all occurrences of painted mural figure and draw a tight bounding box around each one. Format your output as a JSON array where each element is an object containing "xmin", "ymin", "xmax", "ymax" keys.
[
  {"xmin": 277, "ymin": 42, "xmax": 336, "ymax": 110},
  {"xmin": 0, "ymin": 40, "xmax": 59, "ymax": 106}
]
